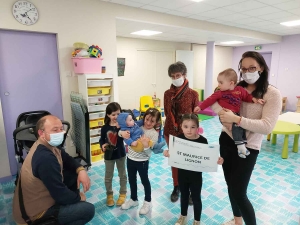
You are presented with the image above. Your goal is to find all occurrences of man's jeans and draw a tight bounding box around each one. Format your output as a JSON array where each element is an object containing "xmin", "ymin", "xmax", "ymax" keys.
[
  {"xmin": 44, "ymin": 201, "xmax": 95, "ymax": 225},
  {"xmin": 43, "ymin": 169, "xmax": 95, "ymax": 225}
]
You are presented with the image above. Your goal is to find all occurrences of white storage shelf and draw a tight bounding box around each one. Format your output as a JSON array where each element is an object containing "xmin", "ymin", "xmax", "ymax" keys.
[
  {"xmin": 89, "ymin": 112, "xmax": 105, "ymax": 120},
  {"xmin": 87, "ymin": 79, "xmax": 112, "ymax": 87},
  {"xmin": 88, "ymin": 95, "xmax": 111, "ymax": 104},
  {"xmin": 90, "ymin": 128, "xmax": 101, "ymax": 136},
  {"xmin": 77, "ymin": 74, "xmax": 113, "ymax": 166}
]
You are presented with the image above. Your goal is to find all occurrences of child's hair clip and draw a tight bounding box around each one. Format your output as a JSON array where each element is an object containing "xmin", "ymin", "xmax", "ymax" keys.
[{"xmin": 198, "ymin": 127, "xmax": 204, "ymax": 135}]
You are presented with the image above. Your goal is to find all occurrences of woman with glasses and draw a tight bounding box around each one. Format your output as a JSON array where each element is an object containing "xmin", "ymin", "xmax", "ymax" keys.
[{"xmin": 213, "ymin": 51, "xmax": 282, "ymax": 225}]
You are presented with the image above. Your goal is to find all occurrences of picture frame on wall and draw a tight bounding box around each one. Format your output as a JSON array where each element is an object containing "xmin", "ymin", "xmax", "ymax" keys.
[{"xmin": 117, "ymin": 58, "xmax": 125, "ymax": 76}]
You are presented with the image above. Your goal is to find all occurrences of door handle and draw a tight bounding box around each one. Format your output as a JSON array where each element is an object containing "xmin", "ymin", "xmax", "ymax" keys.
[{"xmin": 4, "ymin": 92, "xmax": 10, "ymax": 96}]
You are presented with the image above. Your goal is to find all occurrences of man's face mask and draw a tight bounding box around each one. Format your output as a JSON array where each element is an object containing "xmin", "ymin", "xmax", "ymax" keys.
[{"xmin": 44, "ymin": 131, "xmax": 64, "ymax": 147}]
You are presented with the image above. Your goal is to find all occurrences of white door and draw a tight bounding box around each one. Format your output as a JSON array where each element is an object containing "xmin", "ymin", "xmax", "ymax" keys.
[
  {"xmin": 176, "ymin": 50, "xmax": 194, "ymax": 88},
  {"xmin": 155, "ymin": 51, "xmax": 174, "ymax": 107},
  {"xmin": 136, "ymin": 50, "xmax": 156, "ymax": 100}
]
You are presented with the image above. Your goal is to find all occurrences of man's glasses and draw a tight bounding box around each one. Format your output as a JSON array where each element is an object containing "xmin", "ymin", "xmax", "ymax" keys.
[{"xmin": 239, "ymin": 66, "xmax": 257, "ymax": 73}]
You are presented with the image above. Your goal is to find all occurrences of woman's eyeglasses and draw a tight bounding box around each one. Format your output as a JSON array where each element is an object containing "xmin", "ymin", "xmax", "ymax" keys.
[{"xmin": 239, "ymin": 66, "xmax": 257, "ymax": 73}]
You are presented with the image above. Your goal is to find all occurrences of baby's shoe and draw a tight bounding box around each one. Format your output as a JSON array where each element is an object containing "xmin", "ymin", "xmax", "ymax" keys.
[
  {"xmin": 175, "ymin": 215, "xmax": 187, "ymax": 225},
  {"xmin": 106, "ymin": 194, "xmax": 114, "ymax": 207},
  {"xmin": 139, "ymin": 201, "xmax": 152, "ymax": 214},
  {"xmin": 121, "ymin": 198, "xmax": 139, "ymax": 210},
  {"xmin": 116, "ymin": 194, "xmax": 126, "ymax": 206},
  {"xmin": 237, "ymin": 144, "xmax": 250, "ymax": 158},
  {"xmin": 193, "ymin": 220, "xmax": 200, "ymax": 225}
]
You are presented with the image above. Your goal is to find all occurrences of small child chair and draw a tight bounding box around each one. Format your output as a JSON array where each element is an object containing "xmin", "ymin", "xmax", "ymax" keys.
[
  {"xmin": 139, "ymin": 96, "xmax": 164, "ymax": 143},
  {"xmin": 140, "ymin": 95, "xmax": 154, "ymax": 115}
]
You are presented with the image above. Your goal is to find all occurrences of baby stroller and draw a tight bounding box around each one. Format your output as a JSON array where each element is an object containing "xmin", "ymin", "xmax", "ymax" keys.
[{"xmin": 13, "ymin": 110, "xmax": 70, "ymax": 184}]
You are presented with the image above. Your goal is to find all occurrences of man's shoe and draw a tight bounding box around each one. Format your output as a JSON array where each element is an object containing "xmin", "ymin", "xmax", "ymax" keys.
[
  {"xmin": 139, "ymin": 201, "xmax": 152, "ymax": 214},
  {"xmin": 116, "ymin": 194, "xmax": 126, "ymax": 206},
  {"xmin": 106, "ymin": 194, "xmax": 114, "ymax": 207},
  {"xmin": 121, "ymin": 199, "xmax": 139, "ymax": 210},
  {"xmin": 171, "ymin": 186, "xmax": 180, "ymax": 202},
  {"xmin": 175, "ymin": 215, "xmax": 187, "ymax": 225}
]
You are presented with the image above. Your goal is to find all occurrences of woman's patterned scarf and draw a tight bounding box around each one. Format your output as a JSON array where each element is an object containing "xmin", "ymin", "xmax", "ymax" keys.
[{"xmin": 170, "ymin": 79, "xmax": 189, "ymax": 132}]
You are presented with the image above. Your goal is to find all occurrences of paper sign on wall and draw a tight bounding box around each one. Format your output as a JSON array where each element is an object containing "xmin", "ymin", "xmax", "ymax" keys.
[{"xmin": 168, "ymin": 135, "xmax": 219, "ymax": 172}]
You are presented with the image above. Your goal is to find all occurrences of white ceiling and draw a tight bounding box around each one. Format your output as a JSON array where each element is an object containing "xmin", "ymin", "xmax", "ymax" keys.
[{"xmin": 103, "ymin": 0, "xmax": 300, "ymax": 46}]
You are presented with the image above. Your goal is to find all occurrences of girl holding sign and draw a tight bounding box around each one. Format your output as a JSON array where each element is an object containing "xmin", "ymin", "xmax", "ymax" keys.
[{"xmin": 164, "ymin": 114, "xmax": 223, "ymax": 225}]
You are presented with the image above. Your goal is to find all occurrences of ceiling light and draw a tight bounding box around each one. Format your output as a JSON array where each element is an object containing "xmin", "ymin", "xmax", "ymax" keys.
[
  {"xmin": 220, "ymin": 41, "xmax": 244, "ymax": 45},
  {"xmin": 280, "ymin": 20, "xmax": 300, "ymax": 27},
  {"xmin": 131, "ymin": 30, "xmax": 162, "ymax": 36},
  {"xmin": 191, "ymin": 0, "xmax": 203, "ymax": 2}
]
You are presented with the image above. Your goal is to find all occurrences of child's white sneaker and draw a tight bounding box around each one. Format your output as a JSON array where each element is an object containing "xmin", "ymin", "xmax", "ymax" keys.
[
  {"xmin": 175, "ymin": 215, "xmax": 187, "ymax": 225},
  {"xmin": 139, "ymin": 201, "xmax": 152, "ymax": 214},
  {"xmin": 121, "ymin": 199, "xmax": 138, "ymax": 210}
]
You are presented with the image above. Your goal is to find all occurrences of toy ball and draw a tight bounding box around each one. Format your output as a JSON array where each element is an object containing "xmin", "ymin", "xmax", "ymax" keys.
[{"xmin": 89, "ymin": 45, "xmax": 102, "ymax": 58}]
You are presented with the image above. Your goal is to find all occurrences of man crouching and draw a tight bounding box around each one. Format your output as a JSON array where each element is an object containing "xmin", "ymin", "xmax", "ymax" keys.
[{"xmin": 13, "ymin": 115, "xmax": 95, "ymax": 225}]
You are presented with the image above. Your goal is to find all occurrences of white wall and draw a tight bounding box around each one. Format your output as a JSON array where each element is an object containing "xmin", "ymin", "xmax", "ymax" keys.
[
  {"xmin": 117, "ymin": 37, "xmax": 191, "ymax": 109},
  {"xmin": 193, "ymin": 44, "xmax": 233, "ymax": 91},
  {"xmin": 0, "ymin": 0, "xmax": 249, "ymax": 178},
  {"xmin": 0, "ymin": 0, "xmax": 119, "ymax": 177}
]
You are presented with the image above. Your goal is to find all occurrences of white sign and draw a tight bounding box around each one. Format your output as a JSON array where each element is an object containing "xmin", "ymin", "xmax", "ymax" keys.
[{"xmin": 168, "ymin": 135, "xmax": 219, "ymax": 172}]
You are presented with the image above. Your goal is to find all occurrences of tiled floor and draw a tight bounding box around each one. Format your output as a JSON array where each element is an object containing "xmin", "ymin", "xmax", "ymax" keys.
[{"xmin": 1, "ymin": 116, "xmax": 300, "ymax": 225}]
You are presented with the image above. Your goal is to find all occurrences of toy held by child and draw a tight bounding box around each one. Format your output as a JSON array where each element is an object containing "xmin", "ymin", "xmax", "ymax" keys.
[
  {"xmin": 163, "ymin": 114, "xmax": 223, "ymax": 225},
  {"xmin": 117, "ymin": 112, "xmax": 165, "ymax": 153},
  {"xmin": 199, "ymin": 68, "xmax": 265, "ymax": 158}
]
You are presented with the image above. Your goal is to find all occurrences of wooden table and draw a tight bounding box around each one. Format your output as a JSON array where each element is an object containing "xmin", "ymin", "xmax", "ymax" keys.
[{"xmin": 271, "ymin": 121, "xmax": 300, "ymax": 158}]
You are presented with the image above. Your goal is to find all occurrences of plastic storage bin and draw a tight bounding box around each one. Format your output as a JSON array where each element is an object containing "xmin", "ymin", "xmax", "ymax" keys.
[
  {"xmin": 87, "ymin": 79, "xmax": 112, "ymax": 87},
  {"xmin": 91, "ymin": 154, "xmax": 104, "ymax": 162},
  {"xmin": 90, "ymin": 135, "xmax": 100, "ymax": 144},
  {"xmin": 88, "ymin": 104, "xmax": 108, "ymax": 112},
  {"xmin": 88, "ymin": 96, "xmax": 111, "ymax": 104},
  {"xmin": 88, "ymin": 87, "xmax": 110, "ymax": 95},
  {"xmin": 91, "ymin": 143, "xmax": 101, "ymax": 151},
  {"xmin": 89, "ymin": 118, "xmax": 104, "ymax": 128},
  {"xmin": 90, "ymin": 128, "xmax": 101, "ymax": 136},
  {"xmin": 72, "ymin": 58, "xmax": 103, "ymax": 74},
  {"xmin": 89, "ymin": 112, "xmax": 105, "ymax": 120}
]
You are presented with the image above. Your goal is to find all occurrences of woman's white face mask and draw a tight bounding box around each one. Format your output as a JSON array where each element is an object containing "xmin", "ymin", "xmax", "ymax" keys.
[
  {"xmin": 172, "ymin": 77, "xmax": 184, "ymax": 87},
  {"xmin": 242, "ymin": 71, "xmax": 260, "ymax": 84}
]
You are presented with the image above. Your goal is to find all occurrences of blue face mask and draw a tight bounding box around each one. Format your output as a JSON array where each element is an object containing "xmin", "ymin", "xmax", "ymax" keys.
[{"xmin": 45, "ymin": 132, "xmax": 64, "ymax": 147}]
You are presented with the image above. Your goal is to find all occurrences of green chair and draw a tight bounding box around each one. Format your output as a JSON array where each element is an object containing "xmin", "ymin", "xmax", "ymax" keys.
[{"xmin": 270, "ymin": 121, "xmax": 300, "ymax": 158}]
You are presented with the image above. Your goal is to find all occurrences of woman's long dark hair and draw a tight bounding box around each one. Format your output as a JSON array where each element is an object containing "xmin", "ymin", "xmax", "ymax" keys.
[
  {"xmin": 237, "ymin": 51, "xmax": 269, "ymax": 98},
  {"xmin": 104, "ymin": 102, "xmax": 122, "ymax": 125}
]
